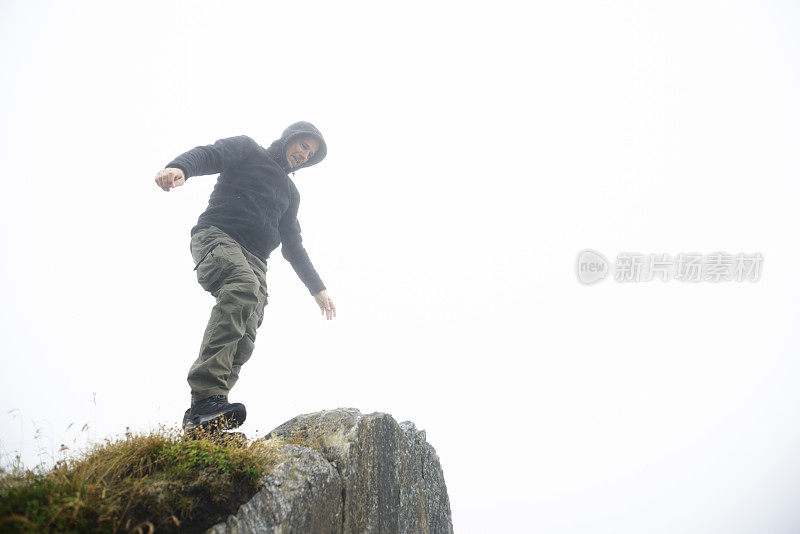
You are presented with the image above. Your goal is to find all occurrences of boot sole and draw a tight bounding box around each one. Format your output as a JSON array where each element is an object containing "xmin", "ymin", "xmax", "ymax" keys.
[{"xmin": 183, "ymin": 405, "xmax": 246, "ymax": 433}]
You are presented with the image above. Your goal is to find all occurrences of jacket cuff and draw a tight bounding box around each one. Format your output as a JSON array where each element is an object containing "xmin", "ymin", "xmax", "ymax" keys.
[
  {"xmin": 308, "ymin": 282, "xmax": 326, "ymax": 296},
  {"xmin": 166, "ymin": 161, "xmax": 190, "ymax": 179}
]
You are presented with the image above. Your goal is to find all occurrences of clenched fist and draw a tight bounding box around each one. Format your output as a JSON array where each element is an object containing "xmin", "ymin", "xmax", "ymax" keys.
[{"xmin": 155, "ymin": 167, "xmax": 186, "ymax": 192}]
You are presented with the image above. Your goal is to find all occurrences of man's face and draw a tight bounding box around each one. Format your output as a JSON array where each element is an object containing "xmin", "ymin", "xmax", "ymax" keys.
[{"xmin": 285, "ymin": 136, "xmax": 320, "ymax": 169}]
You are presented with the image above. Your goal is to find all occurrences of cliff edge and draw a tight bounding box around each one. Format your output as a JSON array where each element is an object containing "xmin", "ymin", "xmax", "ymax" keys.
[{"xmin": 207, "ymin": 407, "xmax": 453, "ymax": 534}]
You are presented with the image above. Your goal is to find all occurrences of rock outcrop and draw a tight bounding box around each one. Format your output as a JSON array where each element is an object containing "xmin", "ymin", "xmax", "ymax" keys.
[{"xmin": 207, "ymin": 408, "xmax": 453, "ymax": 534}]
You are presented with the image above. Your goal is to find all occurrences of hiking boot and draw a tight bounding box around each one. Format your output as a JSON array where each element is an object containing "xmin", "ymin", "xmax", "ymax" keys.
[{"xmin": 182, "ymin": 395, "xmax": 246, "ymax": 433}]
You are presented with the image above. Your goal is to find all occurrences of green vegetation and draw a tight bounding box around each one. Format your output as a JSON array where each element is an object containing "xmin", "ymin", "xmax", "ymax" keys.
[{"xmin": 0, "ymin": 426, "xmax": 285, "ymax": 533}]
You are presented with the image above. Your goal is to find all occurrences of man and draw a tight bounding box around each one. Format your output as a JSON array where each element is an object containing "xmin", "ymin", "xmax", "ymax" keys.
[{"xmin": 155, "ymin": 121, "xmax": 336, "ymax": 432}]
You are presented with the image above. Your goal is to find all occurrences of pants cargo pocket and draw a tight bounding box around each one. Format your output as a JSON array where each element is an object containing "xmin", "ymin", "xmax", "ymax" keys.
[
  {"xmin": 194, "ymin": 243, "xmax": 236, "ymax": 295},
  {"xmin": 256, "ymin": 285, "xmax": 268, "ymax": 328}
]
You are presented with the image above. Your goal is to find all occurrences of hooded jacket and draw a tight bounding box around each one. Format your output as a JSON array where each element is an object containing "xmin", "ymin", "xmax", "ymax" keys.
[{"xmin": 165, "ymin": 122, "xmax": 328, "ymax": 295}]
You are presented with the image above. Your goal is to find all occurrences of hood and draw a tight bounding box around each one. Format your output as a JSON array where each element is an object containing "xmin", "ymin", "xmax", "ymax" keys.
[{"xmin": 266, "ymin": 121, "xmax": 328, "ymax": 172}]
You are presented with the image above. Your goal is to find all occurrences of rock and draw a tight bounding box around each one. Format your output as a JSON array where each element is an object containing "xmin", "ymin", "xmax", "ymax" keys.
[
  {"xmin": 206, "ymin": 443, "xmax": 341, "ymax": 534},
  {"xmin": 207, "ymin": 408, "xmax": 453, "ymax": 533}
]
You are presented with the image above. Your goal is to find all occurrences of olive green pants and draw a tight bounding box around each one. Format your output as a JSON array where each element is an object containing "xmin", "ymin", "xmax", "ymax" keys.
[{"xmin": 188, "ymin": 226, "xmax": 268, "ymax": 402}]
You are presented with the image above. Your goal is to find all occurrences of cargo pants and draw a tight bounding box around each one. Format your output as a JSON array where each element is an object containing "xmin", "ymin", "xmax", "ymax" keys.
[{"xmin": 188, "ymin": 225, "xmax": 268, "ymax": 402}]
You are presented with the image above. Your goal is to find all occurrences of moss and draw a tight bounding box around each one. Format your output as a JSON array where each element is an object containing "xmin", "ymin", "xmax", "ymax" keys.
[{"xmin": 0, "ymin": 427, "xmax": 282, "ymax": 533}]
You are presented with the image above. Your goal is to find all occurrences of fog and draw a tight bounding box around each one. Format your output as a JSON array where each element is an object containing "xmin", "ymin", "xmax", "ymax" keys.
[{"xmin": 1, "ymin": 1, "xmax": 799, "ymax": 532}]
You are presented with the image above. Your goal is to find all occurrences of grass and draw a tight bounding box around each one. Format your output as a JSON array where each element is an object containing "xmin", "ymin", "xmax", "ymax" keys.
[{"xmin": 0, "ymin": 425, "xmax": 286, "ymax": 533}]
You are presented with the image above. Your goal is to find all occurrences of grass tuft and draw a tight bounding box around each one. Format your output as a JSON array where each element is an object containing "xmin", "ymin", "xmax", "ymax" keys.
[{"xmin": 0, "ymin": 425, "xmax": 283, "ymax": 533}]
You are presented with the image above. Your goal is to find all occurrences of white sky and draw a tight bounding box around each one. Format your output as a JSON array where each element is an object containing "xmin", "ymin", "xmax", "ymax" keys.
[{"xmin": 1, "ymin": 1, "xmax": 799, "ymax": 532}]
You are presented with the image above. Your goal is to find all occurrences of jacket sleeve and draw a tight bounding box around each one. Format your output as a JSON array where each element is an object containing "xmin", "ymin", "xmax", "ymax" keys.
[
  {"xmin": 165, "ymin": 135, "xmax": 258, "ymax": 179},
  {"xmin": 279, "ymin": 181, "xmax": 326, "ymax": 295}
]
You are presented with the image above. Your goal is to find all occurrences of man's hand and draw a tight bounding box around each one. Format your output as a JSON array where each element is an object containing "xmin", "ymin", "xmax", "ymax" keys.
[
  {"xmin": 155, "ymin": 167, "xmax": 186, "ymax": 192},
  {"xmin": 313, "ymin": 290, "xmax": 336, "ymax": 320}
]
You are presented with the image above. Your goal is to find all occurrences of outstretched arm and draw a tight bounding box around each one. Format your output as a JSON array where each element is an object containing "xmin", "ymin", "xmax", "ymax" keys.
[
  {"xmin": 155, "ymin": 135, "xmax": 259, "ymax": 191},
  {"xmin": 279, "ymin": 182, "xmax": 336, "ymax": 320}
]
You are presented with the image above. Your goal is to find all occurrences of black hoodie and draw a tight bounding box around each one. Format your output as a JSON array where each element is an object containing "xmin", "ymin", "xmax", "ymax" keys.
[{"xmin": 165, "ymin": 122, "xmax": 328, "ymax": 295}]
